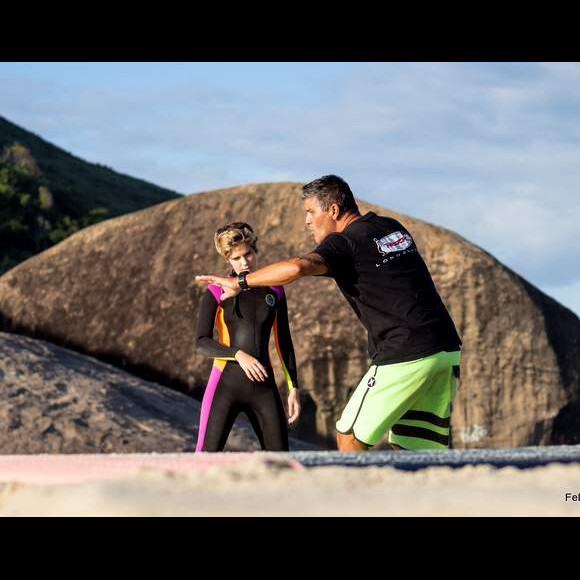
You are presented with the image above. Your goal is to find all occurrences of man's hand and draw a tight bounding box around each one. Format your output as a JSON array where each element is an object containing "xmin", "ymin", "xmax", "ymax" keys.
[
  {"xmin": 195, "ymin": 256, "xmax": 327, "ymax": 297},
  {"xmin": 195, "ymin": 275, "xmax": 241, "ymax": 300},
  {"xmin": 288, "ymin": 388, "xmax": 301, "ymax": 424}
]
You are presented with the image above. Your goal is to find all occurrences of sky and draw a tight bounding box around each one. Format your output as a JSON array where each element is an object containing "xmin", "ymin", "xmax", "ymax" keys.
[{"xmin": 1, "ymin": 61, "xmax": 579, "ymax": 318}]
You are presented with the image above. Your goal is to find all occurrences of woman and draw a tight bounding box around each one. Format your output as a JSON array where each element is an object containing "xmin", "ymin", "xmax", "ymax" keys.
[{"xmin": 195, "ymin": 222, "xmax": 301, "ymax": 452}]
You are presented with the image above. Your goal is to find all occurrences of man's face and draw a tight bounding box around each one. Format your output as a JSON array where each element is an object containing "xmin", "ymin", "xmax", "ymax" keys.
[{"xmin": 304, "ymin": 196, "xmax": 337, "ymax": 244}]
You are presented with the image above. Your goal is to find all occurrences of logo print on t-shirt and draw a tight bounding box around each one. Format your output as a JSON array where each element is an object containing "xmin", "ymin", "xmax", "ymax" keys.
[
  {"xmin": 374, "ymin": 231, "xmax": 414, "ymax": 256},
  {"xmin": 265, "ymin": 294, "xmax": 276, "ymax": 307}
]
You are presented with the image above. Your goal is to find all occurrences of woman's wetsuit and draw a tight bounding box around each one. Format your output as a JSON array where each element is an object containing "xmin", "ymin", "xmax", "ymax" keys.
[{"xmin": 194, "ymin": 280, "xmax": 299, "ymax": 452}]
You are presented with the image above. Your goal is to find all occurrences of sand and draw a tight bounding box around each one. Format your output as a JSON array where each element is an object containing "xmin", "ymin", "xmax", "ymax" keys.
[{"xmin": 1, "ymin": 454, "xmax": 580, "ymax": 516}]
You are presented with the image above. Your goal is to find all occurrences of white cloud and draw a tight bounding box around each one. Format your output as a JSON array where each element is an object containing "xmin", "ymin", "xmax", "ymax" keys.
[{"xmin": 1, "ymin": 62, "xmax": 580, "ymax": 317}]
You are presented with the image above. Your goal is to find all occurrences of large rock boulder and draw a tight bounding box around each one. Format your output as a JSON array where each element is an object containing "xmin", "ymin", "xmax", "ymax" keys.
[
  {"xmin": 0, "ymin": 331, "xmax": 314, "ymax": 453},
  {"xmin": 1, "ymin": 183, "xmax": 579, "ymax": 448}
]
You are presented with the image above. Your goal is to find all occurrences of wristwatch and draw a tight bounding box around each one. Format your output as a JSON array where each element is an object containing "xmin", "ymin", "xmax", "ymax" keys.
[{"xmin": 238, "ymin": 271, "xmax": 251, "ymax": 291}]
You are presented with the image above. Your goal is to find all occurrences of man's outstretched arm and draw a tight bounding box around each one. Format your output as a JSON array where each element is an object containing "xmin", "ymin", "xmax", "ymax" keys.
[
  {"xmin": 246, "ymin": 253, "xmax": 328, "ymax": 286},
  {"xmin": 195, "ymin": 254, "xmax": 328, "ymax": 299}
]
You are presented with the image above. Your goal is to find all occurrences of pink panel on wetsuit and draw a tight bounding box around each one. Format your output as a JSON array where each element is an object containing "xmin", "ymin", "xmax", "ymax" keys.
[
  {"xmin": 207, "ymin": 274, "xmax": 236, "ymax": 303},
  {"xmin": 269, "ymin": 286, "xmax": 284, "ymax": 301},
  {"xmin": 195, "ymin": 365, "xmax": 224, "ymax": 452},
  {"xmin": 208, "ymin": 284, "xmax": 223, "ymax": 304}
]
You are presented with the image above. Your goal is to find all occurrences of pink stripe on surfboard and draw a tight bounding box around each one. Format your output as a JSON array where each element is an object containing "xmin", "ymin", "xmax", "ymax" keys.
[{"xmin": 0, "ymin": 454, "xmax": 302, "ymax": 484}]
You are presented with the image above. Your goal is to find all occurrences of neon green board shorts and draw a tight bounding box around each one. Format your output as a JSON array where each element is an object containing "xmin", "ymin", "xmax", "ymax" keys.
[{"xmin": 336, "ymin": 350, "xmax": 461, "ymax": 449}]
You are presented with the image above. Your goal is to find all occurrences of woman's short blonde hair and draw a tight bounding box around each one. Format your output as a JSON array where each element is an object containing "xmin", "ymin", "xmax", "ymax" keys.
[{"xmin": 214, "ymin": 222, "xmax": 258, "ymax": 259}]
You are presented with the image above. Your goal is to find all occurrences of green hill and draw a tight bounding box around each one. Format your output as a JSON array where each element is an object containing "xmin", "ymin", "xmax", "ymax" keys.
[{"xmin": 0, "ymin": 115, "xmax": 182, "ymax": 274}]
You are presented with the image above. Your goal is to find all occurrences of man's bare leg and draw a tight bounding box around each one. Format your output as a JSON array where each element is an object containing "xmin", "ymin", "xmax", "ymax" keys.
[
  {"xmin": 386, "ymin": 443, "xmax": 404, "ymax": 451},
  {"xmin": 336, "ymin": 432, "xmax": 369, "ymax": 451},
  {"xmin": 336, "ymin": 432, "xmax": 406, "ymax": 451}
]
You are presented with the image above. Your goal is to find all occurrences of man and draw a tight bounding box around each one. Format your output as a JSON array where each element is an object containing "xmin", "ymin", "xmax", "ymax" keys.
[{"xmin": 196, "ymin": 175, "xmax": 462, "ymax": 451}]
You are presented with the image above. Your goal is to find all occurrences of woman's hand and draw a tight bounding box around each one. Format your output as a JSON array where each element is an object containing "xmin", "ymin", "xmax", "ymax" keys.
[
  {"xmin": 195, "ymin": 275, "xmax": 241, "ymax": 300},
  {"xmin": 287, "ymin": 388, "xmax": 301, "ymax": 424},
  {"xmin": 235, "ymin": 350, "xmax": 268, "ymax": 382}
]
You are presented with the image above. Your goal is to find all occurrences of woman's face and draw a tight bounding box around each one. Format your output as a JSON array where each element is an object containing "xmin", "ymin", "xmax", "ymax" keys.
[{"xmin": 227, "ymin": 242, "xmax": 258, "ymax": 274}]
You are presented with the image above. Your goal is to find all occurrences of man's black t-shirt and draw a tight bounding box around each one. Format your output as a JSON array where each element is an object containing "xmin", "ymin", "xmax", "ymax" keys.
[{"xmin": 313, "ymin": 211, "xmax": 461, "ymax": 365}]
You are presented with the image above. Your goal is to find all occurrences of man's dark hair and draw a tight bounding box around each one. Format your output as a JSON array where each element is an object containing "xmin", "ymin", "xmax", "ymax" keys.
[{"xmin": 302, "ymin": 174, "xmax": 360, "ymax": 215}]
